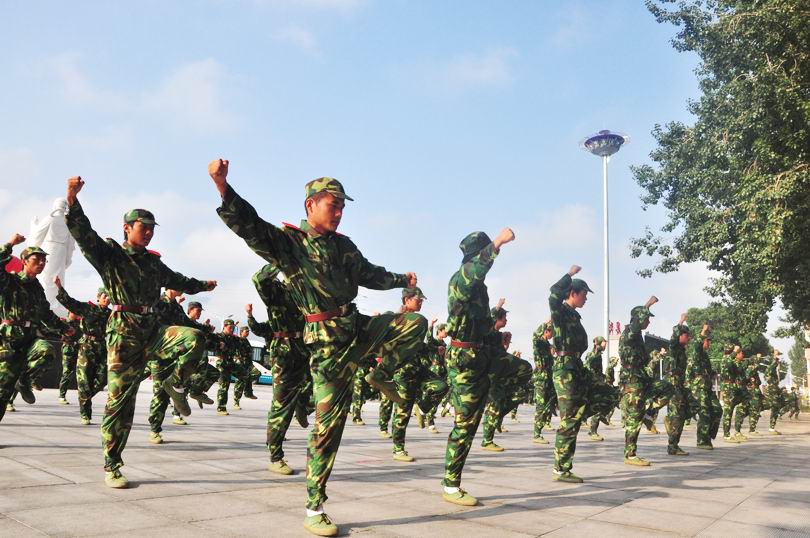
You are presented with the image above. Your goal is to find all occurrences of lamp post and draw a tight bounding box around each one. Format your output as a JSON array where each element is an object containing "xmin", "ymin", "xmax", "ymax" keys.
[{"xmin": 580, "ymin": 130, "xmax": 629, "ymax": 368}]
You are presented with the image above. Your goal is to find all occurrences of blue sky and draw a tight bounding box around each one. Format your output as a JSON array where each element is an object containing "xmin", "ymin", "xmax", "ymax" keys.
[{"xmin": 1, "ymin": 1, "xmax": 790, "ymax": 356}]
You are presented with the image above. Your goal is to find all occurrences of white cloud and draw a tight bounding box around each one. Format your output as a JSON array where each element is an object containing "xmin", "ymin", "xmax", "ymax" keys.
[
  {"xmin": 46, "ymin": 52, "xmax": 128, "ymax": 108},
  {"xmin": 441, "ymin": 47, "xmax": 518, "ymax": 89},
  {"xmin": 274, "ymin": 25, "xmax": 321, "ymax": 56}
]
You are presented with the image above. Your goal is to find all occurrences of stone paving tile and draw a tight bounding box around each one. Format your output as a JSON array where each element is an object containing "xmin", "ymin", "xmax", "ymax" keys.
[
  {"xmin": 698, "ymin": 519, "xmax": 810, "ymax": 538},
  {"xmin": 0, "ymin": 482, "xmax": 114, "ymax": 513},
  {"xmin": 544, "ymin": 519, "xmax": 681, "ymax": 537},
  {"xmin": 131, "ymin": 490, "xmax": 270, "ymax": 523},
  {"xmin": 7, "ymin": 501, "xmax": 174, "ymax": 537},
  {"xmin": 589, "ymin": 504, "xmax": 716, "ymax": 536}
]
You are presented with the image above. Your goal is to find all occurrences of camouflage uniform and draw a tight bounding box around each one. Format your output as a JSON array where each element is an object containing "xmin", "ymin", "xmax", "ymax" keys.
[
  {"xmin": 719, "ymin": 351, "xmax": 747, "ymax": 437},
  {"xmin": 350, "ymin": 355, "xmax": 376, "ymax": 423},
  {"xmin": 233, "ymin": 334, "xmax": 258, "ymax": 406},
  {"xmin": 378, "ymin": 394, "xmax": 393, "ymax": 434},
  {"xmin": 56, "ymin": 287, "xmax": 111, "ymax": 422},
  {"xmin": 442, "ymin": 233, "xmax": 498, "ymax": 488},
  {"xmin": 787, "ymin": 389, "xmax": 800, "ymax": 419},
  {"xmin": 423, "ymin": 327, "xmax": 448, "ymax": 427},
  {"xmin": 532, "ymin": 323, "xmax": 556, "ymax": 439},
  {"xmin": 216, "ymin": 327, "xmax": 242, "ymax": 412},
  {"xmin": 59, "ymin": 317, "xmax": 82, "ymax": 400},
  {"xmin": 735, "ymin": 358, "xmax": 764, "ymax": 433},
  {"xmin": 688, "ymin": 336, "xmax": 722, "ymax": 446},
  {"xmin": 764, "ymin": 357, "xmax": 784, "ymax": 429},
  {"xmin": 217, "ymin": 182, "xmax": 426, "ymax": 510},
  {"xmin": 0, "ymin": 244, "xmax": 67, "ymax": 421},
  {"xmin": 249, "ymin": 263, "xmax": 314, "ymax": 465},
  {"xmin": 549, "ymin": 274, "xmax": 615, "ymax": 473},
  {"xmin": 66, "ymin": 203, "xmax": 210, "ymax": 472},
  {"xmin": 619, "ymin": 307, "xmax": 674, "ymax": 459},
  {"xmin": 664, "ymin": 324, "xmax": 690, "ymax": 453},
  {"xmin": 585, "ymin": 338, "xmax": 620, "ymax": 436}
]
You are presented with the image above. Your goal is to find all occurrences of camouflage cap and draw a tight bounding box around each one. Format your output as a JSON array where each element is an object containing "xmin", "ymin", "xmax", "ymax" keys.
[
  {"xmin": 593, "ymin": 336, "xmax": 606, "ymax": 345},
  {"xmin": 460, "ymin": 231, "xmax": 491, "ymax": 263},
  {"xmin": 223, "ymin": 319, "xmax": 235, "ymax": 326},
  {"xmin": 723, "ymin": 343, "xmax": 734, "ymax": 354},
  {"xmin": 304, "ymin": 177, "xmax": 354, "ymax": 201},
  {"xmin": 436, "ymin": 323, "xmax": 447, "ymax": 332},
  {"xmin": 673, "ymin": 324, "xmax": 691, "ymax": 338},
  {"xmin": 123, "ymin": 209, "xmax": 158, "ymax": 226},
  {"xmin": 188, "ymin": 301, "xmax": 203, "ymax": 311},
  {"xmin": 570, "ymin": 278, "xmax": 594, "ymax": 294},
  {"xmin": 20, "ymin": 246, "xmax": 48, "ymax": 259},
  {"xmin": 630, "ymin": 305, "xmax": 654, "ymax": 323},
  {"xmin": 543, "ymin": 321, "xmax": 553, "ymax": 333},
  {"xmin": 97, "ymin": 287, "xmax": 109, "ymax": 296},
  {"xmin": 402, "ymin": 287, "xmax": 427, "ymax": 301},
  {"xmin": 491, "ymin": 306, "xmax": 508, "ymax": 319}
]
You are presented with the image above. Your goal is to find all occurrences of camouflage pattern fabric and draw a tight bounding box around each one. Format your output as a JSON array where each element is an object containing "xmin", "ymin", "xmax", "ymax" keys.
[
  {"xmin": 233, "ymin": 336, "xmax": 257, "ymax": 404},
  {"xmin": 216, "ymin": 333, "xmax": 242, "ymax": 410},
  {"xmin": 420, "ymin": 330, "xmax": 448, "ymax": 427},
  {"xmin": 481, "ymin": 349, "xmax": 532, "ymax": 445},
  {"xmin": 532, "ymin": 328, "xmax": 556, "ymax": 437},
  {"xmin": 378, "ymin": 395, "xmax": 393, "ymax": 432},
  {"xmin": 688, "ymin": 338, "xmax": 721, "ymax": 445},
  {"xmin": 585, "ymin": 343, "xmax": 621, "ymax": 435},
  {"xmin": 665, "ymin": 324, "xmax": 689, "ymax": 451},
  {"xmin": 764, "ymin": 357, "xmax": 785, "ymax": 428},
  {"xmin": 66, "ymin": 201, "xmax": 209, "ymax": 471},
  {"xmin": 59, "ymin": 317, "xmax": 82, "ymax": 398},
  {"xmin": 392, "ymin": 351, "xmax": 448, "ymax": 453},
  {"xmin": 719, "ymin": 353, "xmax": 747, "ymax": 436},
  {"xmin": 787, "ymin": 391, "xmax": 800, "ymax": 419},
  {"xmin": 350, "ymin": 357, "xmax": 375, "ymax": 422}
]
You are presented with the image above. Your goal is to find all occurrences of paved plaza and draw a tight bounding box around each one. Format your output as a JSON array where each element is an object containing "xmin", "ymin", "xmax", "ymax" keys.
[{"xmin": 1, "ymin": 382, "xmax": 808, "ymax": 537}]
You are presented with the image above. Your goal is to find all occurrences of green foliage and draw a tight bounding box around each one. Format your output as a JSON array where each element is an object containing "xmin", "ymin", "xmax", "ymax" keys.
[
  {"xmin": 788, "ymin": 333, "xmax": 807, "ymax": 382},
  {"xmin": 686, "ymin": 302, "xmax": 771, "ymax": 368},
  {"xmin": 633, "ymin": 1, "xmax": 810, "ymax": 333}
]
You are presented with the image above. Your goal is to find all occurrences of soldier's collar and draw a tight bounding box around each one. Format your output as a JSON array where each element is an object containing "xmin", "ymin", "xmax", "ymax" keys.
[{"xmin": 122, "ymin": 241, "xmax": 146, "ymax": 255}]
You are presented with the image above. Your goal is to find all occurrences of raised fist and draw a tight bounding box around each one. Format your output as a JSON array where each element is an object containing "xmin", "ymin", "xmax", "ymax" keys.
[
  {"xmin": 245, "ymin": 304, "xmax": 253, "ymax": 315},
  {"xmin": 494, "ymin": 227, "xmax": 515, "ymax": 248},
  {"xmin": 568, "ymin": 265, "xmax": 582, "ymax": 276},
  {"xmin": 66, "ymin": 176, "xmax": 84, "ymax": 206},
  {"xmin": 8, "ymin": 233, "xmax": 25, "ymax": 247}
]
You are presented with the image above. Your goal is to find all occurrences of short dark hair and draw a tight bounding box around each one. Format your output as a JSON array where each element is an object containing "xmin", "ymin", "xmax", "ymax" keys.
[{"xmin": 304, "ymin": 191, "xmax": 331, "ymax": 215}]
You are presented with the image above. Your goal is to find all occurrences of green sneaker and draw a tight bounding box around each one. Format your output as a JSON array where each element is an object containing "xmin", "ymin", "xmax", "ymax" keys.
[
  {"xmin": 552, "ymin": 470, "xmax": 583, "ymax": 483},
  {"xmin": 105, "ymin": 469, "xmax": 129, "ymax": 489},
  {"xmin": 58, "ymin": 397, "xmax": 70, "ymax": 405},
  {"xmin": 723, "ymin": 435, "xmax": 741, "ymax": 443},
  {"xmin": 172, "ymin": 416, "xmax": 188, "ymax": 426},
  {"xmin": 667, "ymin": 447, "xmax": 689, "ymax": 456},
  {"xmin": 15, "ymin": 382, "xmax": 35, "ymax": 404},
  {"xmin": 378, "ymin": 430, "xmax": 391, "ymax": 439},
  {"xmin": 5, "ymin": 403, "xmax": 15, "ymax": 412},
  {"xmin": 442, "ymin": 488, "xmax": 478, "ymax": 506},
  {"xmin": 80, "ymin": 417, "xmax": 91, "ymax": 426},
  {"xmin": 533, "ymin": 436, "xmax": 549, "ymax": 445},
  {"xmin": 217, "ymin": 409, "xmax": 229, "ymax": 416},
  {"xmin": 233, "ymin": 403, "xmax": 242, "ymax": 411},
  {"xmin": 189, "ymin": 392, "xmax": 214, "ymax": 408},
  {"xmin": 245, "ymin": 393, "xmax": 258, "ymax": 400},
  {"xmin": 481, "ymin": 442, "xmax": 504, "ymax": 452},
  {"xmin": 734, "ymin": 432, "xmax": 748, "ymax": 442},
  {"xmin": 588, "ymin": 433, "xmax": 604, "ymax": 442},
  {"xmin": 365, "ymin": 369, "xmax": 405, "ymax": 405},
  {"xmin": 768, "ymin": 428, "xmax": 782, "ymax": 435},
  {"xmin": 414, "ymin": 406, "xmax": 426, "ymax": 429},
  {"xmin": 352, "ymin": 418, "xmax": 365, "ymax": 426},
  {"xmin": 393, "ymin": 451, "xmax": 415, "ymax": 462},
  {"xmin": 303, "ymin": 513, "xmax": 338, "ymax": 537},
  {"xmin": 748, "ymin": 430, "xmax": 760, "ymax": 436},
  {"xmin": 696, "ymin": 442, "xmax": 714, "ymax": 450},
  {"xmin": 624, "ymin": 456, "xmax": 651, "ymax": 467},
  {"xmin": 160, "ymin": 378, "xmax": 190, "ymax": 416},
  {"xmin": 149, "ymin": 432, "xmax": 163, "ymax": 445},
  {"xmin": 428, "ymin": 424, "xmax": 440, "ymax": 434},
  {"xmin": 268, "ymin": 459, "xmax": 294, "ymax": 475}
]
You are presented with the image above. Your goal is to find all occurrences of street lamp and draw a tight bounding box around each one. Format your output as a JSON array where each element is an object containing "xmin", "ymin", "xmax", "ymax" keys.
[{"xmin": 580, "ymin": 129, "xmax": 629, "ymax": 368}]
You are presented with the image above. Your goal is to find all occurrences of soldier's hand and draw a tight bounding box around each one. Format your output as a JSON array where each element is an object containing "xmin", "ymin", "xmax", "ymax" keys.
[
  {"xmin": 9, "ymin": 233, "xmax": 25, "ymax": 247},
  {"xmin": 678, "ymin": 312, "xmax": 688, "ymax": 325},
  {"xmin": 430, "ymin": 317, "xmax": 437, "ymax": 327},
  {"xmin": 177, "ymin": 296, "xmax": 186, "ymax": 304},
  {"xmin": 53, "ymin": 276, "xmax": 63, "ymax": 288},
  {"xmin": 205, "ymin": 280, "xmax": 217, "ymax": 291},
  {"xmin": 493, "ymin": 227, "xmax": 515, "ymax": 249},
  {"xmin": 701, "ymin": 323, "xmax": 711, "ymax": 336},
  {"xmin": 204, "ymin": 318, "xmax": 211, "ymax": 326},
  {"xmin": 405, "ymin": 272, "xmax": 417, "ymax": 288},
  {"xmin": 496, "ymin": 297, "xmax": 506, "ymax": 310},
  {"xmin": 66, "ymin": 176, "xmax": 84, "ymax": 206},
  {"xmin": 245, "ymin": 304, "xmax": 253, "ymax": 315},
  {"xmin": 645, "ymin": 295, "xmax": 659, "ymax": 308},
  {"xmin": 208, "ymin": 159, "xmax": 229, "ymax": 196},
  {"xmin": 568, "ymin": 265, "xmax": 582, "ymax": 276}
]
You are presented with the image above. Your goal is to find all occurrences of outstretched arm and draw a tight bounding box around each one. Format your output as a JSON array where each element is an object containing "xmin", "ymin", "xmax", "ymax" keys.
[
  {"xmin": 54, "ymin": 277, "xmax": 93, "ymax": 316},
  {"xmin": 0, "ymin": 234, "xmax": 26, "ymax": 289},
  {"xmin": 64, "ymin": 177, "xmax": 114, "ymax": 272}
]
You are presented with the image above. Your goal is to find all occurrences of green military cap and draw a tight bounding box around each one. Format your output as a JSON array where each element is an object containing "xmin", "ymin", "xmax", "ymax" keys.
[
  {"xmin": 97, "ymin": 287, "xmax": 109, "ymax": 296},
  {"xmin": 223, "ymin": 319, "xmax": 235, "ymax": 326},
  {"xmin": 188, "ymin": 301, "xmax": 203, "ymax": 311},
  {"xmin": 543, "ymin": 321, "xmax": 553, "ymax": 332},
  {"xmin": 631, "ymin": 305, "xmax": 654, "ymax": 323},
  {"xmin": 490, "ymin": 306, "xmax": 508, "ymax": 319},
  {"xmin": 20, "ymin": 246, "xmax": 48, "ymax": 259},
  {"xmin": 304, "ymin": 177, "xmax": 354, "ymax": 201},
  {"xmin": 673, "ymin": 324, "xmax": 691, "ymax": 337},
  {"xmin": 123, "ymin": 209, "xmax": 159, "ymax": 226},
  {"xmin": 593, "ymin": 336, "xmax": 606, "ymax": 345},
  {"xmin": 436, "ymin": 323, "xmax": 447, "ymax": 331},
  {"xmin": 402, "ymin": 287, "xmax": 427, "ymax": 300},
  {"xmin": 460, "ymin": 231, "xmax": 491, "ymax": 263},
  {"xmin": 723, "ymin": 343, "xmax": 734, "ymax": 354},
  {"xmin": 571, "ymin": 278, "xmax": 594, "ymax": 294}
]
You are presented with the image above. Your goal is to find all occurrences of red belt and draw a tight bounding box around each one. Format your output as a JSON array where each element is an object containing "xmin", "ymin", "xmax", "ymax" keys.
[
  {"xmin": 1, "ymin": 319, "xmax": 31, "ymax": 327},
  {"xmin": 273, "ymin": 331, "xmax": 303, "ymax": 339},
  {"xmin": 304, "ymin": 304, "xmax": 353, "ymax": 323},
  {"xmin": 450, "ymin": 340, "xmax": 482, "ymax": 350},
  {"xmin": 111, "ymin": 305, "xmax": 154, "ymax": 314}
]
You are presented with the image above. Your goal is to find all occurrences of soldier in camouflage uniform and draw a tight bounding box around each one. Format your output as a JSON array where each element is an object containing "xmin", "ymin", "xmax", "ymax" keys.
[
  {"xmin": 663, "ymin": 315, "xmax": 691, "ymax": 456},
  {"xmin": 689, "ymin": 324, "xmax": 722, "ymax": 449},
  {"xmin": 216, "ymin": 319, "xmax": 242, "ymax": 415},
  {"xmin": 65, "ymin": 176, "xmax": 216, "ymax": 489},
  {"xmin": 734, "ymin": 354, "xmax": 765, "ymax": 436},
  {"xmin": 350, "ymin": 355, "xmax": 376, "ymax": 425},
  {"xmin": 764, "ymin": 351, "xmax": 784, "ymax": 434},
  {"xmin": 378, "ymin": 393, "xmax": 394, "ymax": 438},
  {"xmin": 481, "ymin": 304, "xmax": 532, "ymax": 452},
  {"xmin": 719, "ymin": 345, "xmax": 747, "ymax": 443},
  {"xmin": 423, "ymin": 320, "xmax": 448, "ymax": 433},
  {"xmin": 619, "ymin": 297, "xmax": 674, "ymax": 466},
  {"xmin": 55, "ymin": 278, "xmax": 111, "ymax": 424},
  {"xmin": 233, "ymin": 326, "xmax": 259, "ymax": 410},
  {"xmin": 585, "ymin": 336, "xmax": 619, "ymax": 441},
  {"xmin": 210, "ymin": 161, "xmax": 425, "ymax": 536},
  {"xmin": 786, "ymin": 386, "xmax": 800, "ymax": 420},
  {"xmin": 549, "ymin": 267, "xmax": 615, "ymax": 482},
  {"xmin": 441, "ymin": 228, "xmax": 514, "ymax": 506},
  {"xmin": 58, "ymin": 311, "xmax": 82, "ymax": 404},
  {"xmin": 1, "ymin": 237, "xmax": 67, "ymax": 421},
  {"xmin": 10, "ymin": 332, "xmax": 60, "ymax": 405},
  {"xmin": 247, "ymin": 263, "xmax": 313, "ymax": 476},
  {"xmin": 184, "ymin": 301, "xmax": 219, "ymax": 406},
  {"xmin": 532, "ymin": 321, "xmax": 556, "ymax": 444},
  {"xmin": 389, "ymin": 288, "xmax": 449, "ymax": 462}
]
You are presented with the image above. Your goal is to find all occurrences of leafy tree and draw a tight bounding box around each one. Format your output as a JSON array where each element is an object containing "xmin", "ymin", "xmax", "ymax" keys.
[
  {"xmin": 686, "ymin": 302, "xmax": 771, "ymax": 368},
  {"xmin": 788, "ymin": 333, "xmax": 807, "ymax": 384},
  {"xmin": 632, "ymin": 1, "xmax": 810, "ymax": 334}
]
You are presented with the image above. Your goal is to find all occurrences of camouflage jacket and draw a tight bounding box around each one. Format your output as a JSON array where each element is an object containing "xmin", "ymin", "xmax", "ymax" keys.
[
  {"xmin": 217, "ymin": 332, "xmax": 242, "ymax": 364},
  {"xmin": 446, "ymin": 243, "xmax": 498, "ymax": 343},
  {"xmin": 549, "ymin": 273, "xmax": 588, "ymax": 359},
  {"xmin": 154, "ymin": 295, "xmax": 189, "ymax": 327},
  {"xmin": 531, "ymin": 329, "xmax": 553, "ymax": 381},
  {"xmin": 688, "ymin": 338, "xmax": 714, "ymax": 384},
  {"xmin": 618, "ymin": 316, "xmax": 652, "ymax": 387},
  {"xmin": 1, "ymin": 242, "xmax": 67, "ymax": 345},
  {"xmin": 425, "ymin": 331, "xmax": 446, "ymax": 372},
  {"xmin": 743, "ymin": 358, "xmax": 764, "ymax": 390},
  {"xmin": 583, "ymin": 345, "xmax": 605, "ymax": 382},
  {"xmin": 237, "ymin": 337, "xmax": 254, "ymax": 363},
  {"xmin": 249, "ymin": 263, "xmax": 308, "ymax": 362},
  {"xmin": 66, "ymin": 201, "xmax": 210, "ymax": 338},
  {"xmin": 719, "ymin": 355, "xmax": 745, "ymax": 389},
  {"xmin": 217, "ymin": 186, "xmax": 408, "ymax": 345},
  {"xmin": 56, "ymin": 287, "xmax": 112, "ymax": 346},
  {"xmin": 765, "ymin": 357, "xmax": 781, "ymax": 388},
  {"xmin": 666, "ymin": 326, "xmax": 688, "ymax": 388},
  {"xmin": 62, "ymin": 317, "xmax": 83, "ymax": 348}
]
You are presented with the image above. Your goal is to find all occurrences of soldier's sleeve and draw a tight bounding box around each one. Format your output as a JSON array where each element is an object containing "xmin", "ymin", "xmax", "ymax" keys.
[
  {"xmin": 55, "ymin": 286, "xmax": 93, "ymax": 316},
  {"xmin": 349, "ymin": 239, "xmax": 409, "ymax": 290},
  {"xmin": 548, "ymin": 273, "xmax": 571, "ymax": 320},
  {"xmin": 35, "ymin": 287, "xmax": 69, "ymax": 334},
  {"xmin": 65, "ymin": 200, "xmax": 114, "ymax": 273},
  {"xmin": 156, "ymin": 259, "xmax": 209, "ymax": 295},
  {"xmin": 247, "ymin": 314, "xmax": 271, "ymax": 338},
  {"xmin": 251, "ymin": 265, "xmax": 281, "ymax": 306},
  {"xmin": 216, "ymin": 185, "xmax": 291, "ymax": 269},
  {"xmin": 454, "ymin": 242, "xmax": 498, "ymax": 299},
  {"xmin": 0, "ymin": 243, "xmax": 12, "ymax": 289}
]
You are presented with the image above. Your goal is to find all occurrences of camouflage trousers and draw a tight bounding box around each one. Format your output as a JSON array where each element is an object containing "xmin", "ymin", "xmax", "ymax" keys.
[
  {"xmin": 234, "ymin": 361, "xmax": 260, "ymax": 405},
  {"xmin": 442, "ymin": 345, "xmax": 491, "ymax": 488},
  {"xmin": 350, "ymin": 362, "xmax": 374, "ymax": 422},
  {"xmin": 0, "ymin": 340, "xmax": 36, "ymax": 421},
  {"xmin": 59, "ymin": 344, "xmax": 79, "ymax": 399},
  {"xmin": 392, "ymin": 361, "xmax": 448, "ymax": 453},
  {"xmin": 735, "ymin": 387, "xmax": 763, "ymax": 432},
  {"xmin": 621, "ymin": 379, "xmax": 674, "ymax": 458},
  {"xmin": 692, "ymin": 380, "xmax": 722, "ymax": 445},
  {"xmin": 216, "ymin": 359, "xmax": 236, "ymax": 410},
  {"xmin": 765, "ymin": 386, "xmax": 784, "ymax": 428},
  {"xmin": 146, "ymin": 357, "xmax": 178, "ymax": 433},
  {"xmin": 77, "ymin": 340, "xmax": 108, "ymax": 421},
  {"xmin": 588, "ymin": 383, "xmax": 620, "ymax": 434},
  {"xmin": 190, "ymin": 360, "xmax": 219, "ymax": 396},
  {"xmin": 378, "ymin": 395, "xmax": 393, "ymax": 432},
  {"xmin": 267, "ymin": 340, "xmax": 313, "ymax": 463},
  {"xmin": 666, "ymin": 381, "xmax": 689, "ymax": 451},
  {"xmin": 534, "ymin": 371, "xmax": 556, "ymax": 437},
  {"xmin": 306, "ymin": 311, "xmax": 427, "ymax": 509},
  {"xmin": 721, "ymin": 386, "xmax": 747, "ymax": 437},
  {"xmin": 102, "ymin": 324, "xmax": 204, "ymax": 472},
  {"xmin": 482, "ymin": 352, "xmax": 532, "ymax": 445},
  {"xmin": 9, "ymin": 339, "xmax": 58, "ymax": 405},
  {"xmin": 553, "ymin": 358, "xmax": 616, "ymax": 472}
]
